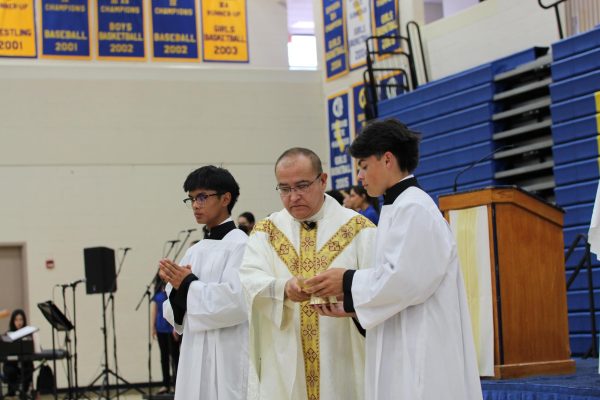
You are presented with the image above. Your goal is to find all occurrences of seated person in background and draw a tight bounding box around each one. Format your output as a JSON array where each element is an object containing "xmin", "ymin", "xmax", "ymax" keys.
[
  {"xmin": 3, "ymin": 309, "xmax": 39, "ymax": 397},
  {"xmin": 237, "ymin": 211, "xmax": 255, "ymax": 234},
  {"xmin": 347, "ymin": 185, "xmax": 380, "ymax": 225}
]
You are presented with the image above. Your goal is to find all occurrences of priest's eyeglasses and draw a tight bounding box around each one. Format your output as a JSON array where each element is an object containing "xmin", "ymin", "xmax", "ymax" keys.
[
  {"xmin": 183, "ymin": 193, "xmax": 221, "ymax": 207},
  {"xmin": 276, "ymin": 174, "xmax": 321, "ymax": 197}
]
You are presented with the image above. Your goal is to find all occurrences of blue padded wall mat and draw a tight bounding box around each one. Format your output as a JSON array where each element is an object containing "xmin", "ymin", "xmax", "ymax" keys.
[
  {"xmin": 568, "ymin": 269, "xmax": 600, "ymax": 292},
  {"xmin": 378, "ymin": 47, "xmax": 541, "ymax": 114},
  {"xmin": 555, "ymin": 179, "xmax": 599, "ymax": 206},
  {"xmin": 409, "ymin": 103, "xmax": 494, "ymax": 137},
  {"xmin": 417, "ymin": 141, "xmax": 494, "ymax": 175},
  {"xmin": 568, "ymin": 289, "xmax": 600, "ymax": 313},
  {"xmin": 568, "ymin": 269, "xmax": 600, "ymax": 293},
  {"xmin": 418, "ymin": 161, "xmax": 494, "ymax": 192},
  {"xmin": 378, "ymin": 65, "xmax": 493, "ymax": 112},
  {"xmin": 564, "ymin": 224, "xmax": 595, "ymax": 249},
  {"xmin": 570, "ymin": 333, "xmax": 599, "ymax": 356},
  {"xmin": 381, "ymin": 83, "xmax": 494, "ymax": 126},
  {"xmin": 550, "ymin": 70, "xmax": 600, "ymax": 103},
  {"xmin": 569, "ymin": 312, "xmax": 600, "ymax": 333},
  {"xmin": 563, "ymin": 202, "xmax": 595, "ymax": 228},
  {"xmin": 552, "ymin": 47, "xmax": 600, "ymax": 82},
  {"xmin": 553, "ymin": 136, "xmax": 600, "ymax": 166},
  {"xmin": 552, "ymin": 114, "xmax": 600, "ymax": 145},
  {"xmin": 420, "ymin": 122, "xmax": 494, "ymax": 157},
  {"xmin": 551, "ymin": 94, "xmax": 598, "ymax": 124},
  {"xmin": 553, "ymin": 25, "xmax": 600, "ymax": 62},
  {"xmin": 565, "ymin": 246, "xmax": 600, "ymax": 269},
  {"xmin": 554, "ymin": 158, "xmax": 599, "ymax": 186}
]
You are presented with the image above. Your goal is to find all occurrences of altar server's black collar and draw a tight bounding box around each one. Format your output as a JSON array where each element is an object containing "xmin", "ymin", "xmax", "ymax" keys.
[
  {"xmin": 203, "ymin": 218, "xmax": 236, "ymax": 240},
  {"xmin": 383, "ymin": 175, "xmax": 420, "ymax": 205}
]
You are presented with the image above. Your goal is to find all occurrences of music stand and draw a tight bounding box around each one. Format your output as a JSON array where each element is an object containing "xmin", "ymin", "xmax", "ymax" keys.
[{"xmin": 38, "ymin": 301, "xmax": 74, "ymax": 400}]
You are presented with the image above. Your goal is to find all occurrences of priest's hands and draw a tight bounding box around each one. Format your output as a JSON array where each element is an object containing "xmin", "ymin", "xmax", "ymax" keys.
[
  {"xmin": 159, "ymin": 259, "xmax": 192, "ymax": 290},
  {"xmin": 313, "ymin": 303, "xmax": 356, "ymax": 318},
  {"xmin": 285, "ymin": 276, "xmax": 311, "ymax": 303},
  {"xmin": 304, "ymin": 268, "xmax": 346, "ymax": 297}
]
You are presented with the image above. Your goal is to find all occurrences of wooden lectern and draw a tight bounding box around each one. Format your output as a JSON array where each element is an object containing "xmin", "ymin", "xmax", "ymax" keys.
[{"xmin": 439, "ymin": 187, "xmax": 575, "ymax": 379}]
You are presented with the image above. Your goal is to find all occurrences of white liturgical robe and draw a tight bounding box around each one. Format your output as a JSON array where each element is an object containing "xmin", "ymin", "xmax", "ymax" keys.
[
  {"xmin": 163, "ymin": 227, "xmax": 249, "ymax": 400},
  {"xmin": 350, "ymin": 179, "xmax": 482, "ymax": 400},
  {"xmin": 240, "ymin": 195, "xmax": 376, "ymax": 400}
]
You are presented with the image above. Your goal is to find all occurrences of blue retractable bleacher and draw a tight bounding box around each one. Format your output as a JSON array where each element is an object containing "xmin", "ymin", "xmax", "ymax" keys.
[
  {"xmin": 550, "ymin": 24, "xmax": 600, "ymax": 355},
  {"xmin": 376, "ymin": 48, "xmax": 543, "ymax": 199},
  {"xmin": 379, "ymin": 28, "xmax": 600, "ymax": 354},
  {"xmin": 375, "ymin": 32, "xmax": 600, "ymax": 355}
]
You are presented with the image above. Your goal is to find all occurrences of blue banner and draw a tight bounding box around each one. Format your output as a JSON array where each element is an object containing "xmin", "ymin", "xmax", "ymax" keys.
[
  {"xmin": 151, "ymin": 0, "xmax": 199, "ymax": 60},
  {"xmin": 322, "ymin": 0, "xmax": 348, "ymax": 80},
  {"xmin": 41, "ymin": 0, "xmax": 90, "ymax": 58},
  {"xmin": 97, "ymin": 0, "xmax": 145, "ymax": 60},
  {"xmin": 379, "ymin": 72, "xmax": 404, "ymax": 100},
  {"xmin": 372, "ymin": 0, "xmax": 400, "ymax": 55},
  {"xmin": 328, "ymin": 91, "xmax": 353, "ymax": 190},
  {"xmin": 352, "ymin": 82, "xmax": 367, "ymax": 138}
]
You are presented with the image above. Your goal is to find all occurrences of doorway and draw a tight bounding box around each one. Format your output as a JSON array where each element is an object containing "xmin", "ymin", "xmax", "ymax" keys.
[{"xmin": 0, "ymin": 245, "xmax": 27, "ymax": 333}]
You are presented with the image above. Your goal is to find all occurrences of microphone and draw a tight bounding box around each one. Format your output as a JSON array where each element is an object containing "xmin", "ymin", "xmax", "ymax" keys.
[
  {"xmin": 55, "ymin": 278, "xmax": 86, "ymax": 288},
  {"xmin": 167, "ymin": 240, "xmax": 180, "ymax": 245},
  {"xmin": 187, "ymin": 229, "xmax": 197, "ymax": 233},
  {"xmin": 453, "ymin": 144, "xmax": 515, "ymax": 193},
  {"xmin": 120, "ymin": 247, "xmax": 132, "ymax": 253}
]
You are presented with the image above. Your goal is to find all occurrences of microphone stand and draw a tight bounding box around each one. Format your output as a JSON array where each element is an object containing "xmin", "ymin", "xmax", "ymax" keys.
[
  {"xmin": 61, "ymin": 286, "xmax": 74, "ymax": 400},
  {"xmin": 453, "ymin": 144, "xmax": 515, "ymax": 193},
  {"xmin": 133, "ymin": 238, "xmax": 180, "ymax": 399},
  {"xmin": 134, "ymin": 239, "xmax": 180, "ymax": 315},
  {"xmin": 69, "ymin": 281, "xmax": 87, "ymax": 400},
  {"xmin": 106, "ymin": 249, "xmax": 142, "ymax": 399},
  {"xmin": 172, "ymin": 229, "xmax": 196, "ymax": 262}
]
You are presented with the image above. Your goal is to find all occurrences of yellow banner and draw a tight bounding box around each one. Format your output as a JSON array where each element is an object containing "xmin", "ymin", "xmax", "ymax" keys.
[
  {"xmin": 201, "ymin": 0, "xmax": 248, "ymax": 62},
  {"xmin": 0, "ymin": 0, "xmax": 36, "ymax": 57}
]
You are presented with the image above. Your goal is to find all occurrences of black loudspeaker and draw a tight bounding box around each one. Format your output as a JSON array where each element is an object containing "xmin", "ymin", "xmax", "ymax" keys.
[{"xmin": 84, "ymin": 247, "xmax": 117, "ymax": 294}]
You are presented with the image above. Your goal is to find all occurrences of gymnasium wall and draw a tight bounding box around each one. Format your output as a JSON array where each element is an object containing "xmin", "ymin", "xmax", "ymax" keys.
[{"xmin": 0, "ymin": 0, "xmax": 325, "ymax": 383}]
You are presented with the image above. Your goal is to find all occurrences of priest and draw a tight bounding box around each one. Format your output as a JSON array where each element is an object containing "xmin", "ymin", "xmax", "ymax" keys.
[
  {"xmin": 306, "ymin": 119, "xmax": 483, "ymax": 400},
  {"xmin": 160, "ymin": 165, "xmax": 249, "ymax": 400},
  {"xmin": 239, "ymin": 148, "xmax": 376, "ymax": 400}
]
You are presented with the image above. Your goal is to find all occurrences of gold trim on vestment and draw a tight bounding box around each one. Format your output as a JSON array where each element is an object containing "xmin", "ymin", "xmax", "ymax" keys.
[{"xmin": 252, "ymin": 215, "xmax": 375, "ymax": 400}]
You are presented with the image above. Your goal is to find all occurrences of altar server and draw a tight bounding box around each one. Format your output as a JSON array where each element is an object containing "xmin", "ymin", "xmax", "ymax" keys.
[{"xmin": 160, "ymin": 165, "xmax": 248, "ymax": 400}]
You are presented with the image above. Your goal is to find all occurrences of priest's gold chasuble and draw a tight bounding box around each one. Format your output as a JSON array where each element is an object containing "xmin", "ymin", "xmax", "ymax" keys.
[{"xmin": 253, "ymin": 215, "xmax": 374, "ymax": 400}]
